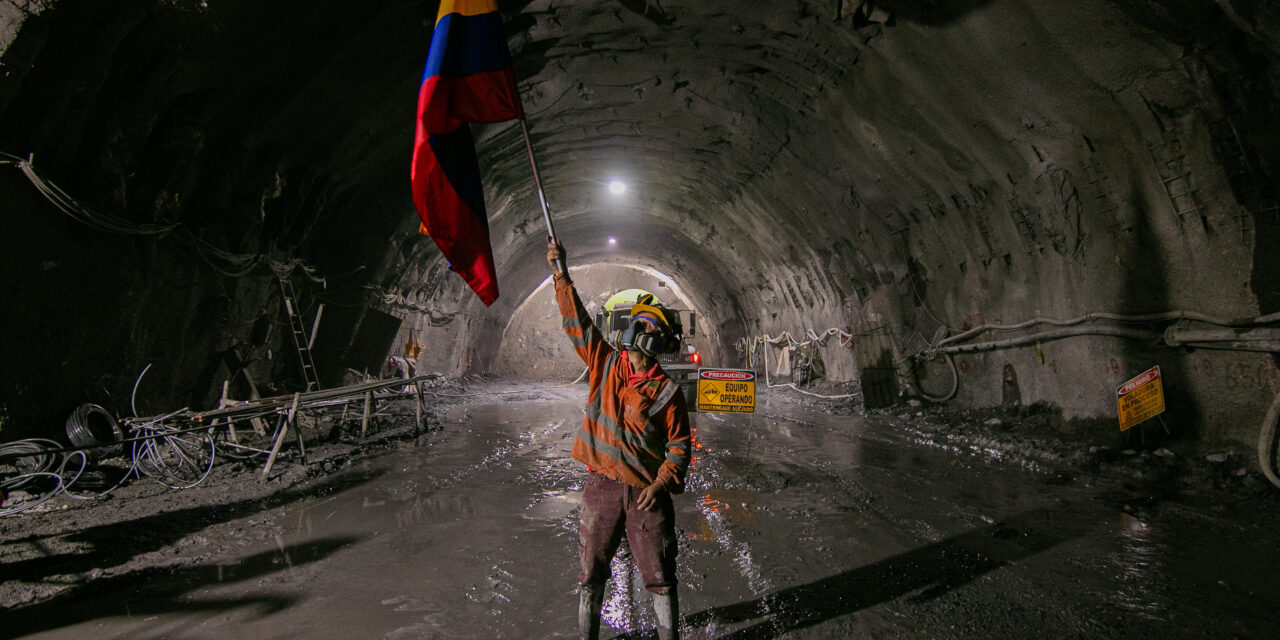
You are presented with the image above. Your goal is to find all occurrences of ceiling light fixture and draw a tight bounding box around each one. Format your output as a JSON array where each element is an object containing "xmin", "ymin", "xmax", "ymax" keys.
[
  {"xmin": 608, "ymin": 237, "xmax": 617, "ymax": 246},
  {"xmin": 608, "ymin": 180, "xmax": 627, "ymax": 195}
]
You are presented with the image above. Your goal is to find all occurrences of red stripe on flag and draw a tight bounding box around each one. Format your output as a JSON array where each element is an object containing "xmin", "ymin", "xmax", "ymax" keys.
[
  {"xmin": 412, "ymin": 144, "xmax": 499, "ymax": 305},
  {"xmin": 417, "ymin": 68, "xmax": 524, "ymax": 136}
]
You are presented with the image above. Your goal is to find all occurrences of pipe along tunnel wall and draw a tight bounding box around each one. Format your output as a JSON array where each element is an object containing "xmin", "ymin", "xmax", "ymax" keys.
[{"xmin": 2, "ymin": 0, "xmax": 1280, "ymax": 476}]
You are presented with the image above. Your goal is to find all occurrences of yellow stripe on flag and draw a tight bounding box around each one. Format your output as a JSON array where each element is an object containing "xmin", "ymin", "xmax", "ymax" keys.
[{"xmin": 436, "ymin": 0, "xmax": 498, "ymax": 22}]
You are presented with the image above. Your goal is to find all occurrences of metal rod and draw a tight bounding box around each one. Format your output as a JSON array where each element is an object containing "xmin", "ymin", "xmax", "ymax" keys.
[
  {"xmin": 520, "ymin": 120, "xmax": 567, "ymax": 275},
  {"xmin": 308, "ymin": 303, "xmax": 325, "ymax": 349}
]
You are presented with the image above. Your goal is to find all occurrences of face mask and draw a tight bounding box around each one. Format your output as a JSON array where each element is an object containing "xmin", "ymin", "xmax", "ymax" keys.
[{"xmin": 621, "ymin": 320, "xmax": 666, "ymax": 356}]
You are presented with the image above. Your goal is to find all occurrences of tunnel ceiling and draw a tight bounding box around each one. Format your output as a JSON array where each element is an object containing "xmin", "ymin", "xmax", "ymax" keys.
[{"xmin": 4, "ymin": 0, "xmax": 1280, "ymax": 441}]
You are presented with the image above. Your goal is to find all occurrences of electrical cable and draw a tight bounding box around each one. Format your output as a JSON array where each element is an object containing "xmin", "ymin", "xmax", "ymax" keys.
[
  {"xmin": 1258, "ymin": 389, "xmax": 1280, "ymax": 490},
  {"xmin": 936, "ymin": 309, "xmax": 1280, "ymax": 350},
  {"xmin": 61, "ymin": 450, "xmax": 138, "ymax": 501},
  {"xmin": 2, "ymin": 375, "xmax": 466, "ymax": 514},
  {"xmin": 13, "ymin": 154, "xmax": 179, "ymax": 236},
  {"xmin": 65, "ymin": 403, "xmax": 124, "ymax": 458},
  {"xmin": 930, "ymin": 326, "xmax": 1162, "ymax": 356},
  {"xmin": 0, "ymin": 472, "xmax": 66, "ymax": 517},
  {"xmin": 6, "ymin": 150, "xmax": 325, "ymax": 283},
  {"xmin": 0, "ymin": 439, "xmax": 81, "ymax": 516},
  {"xmin": 759, "ymin": 338, "xmax": 861, "ymax": 400},
  {"xmin": 911, "ymin": 353, "xmax": 959, "ymax": 403},
  {"xmin": 130, "ymin": 421, "xmax": 216, "ymax": 490},
  {"xmin": 372, "ymin": 288, "xmax": 459, "ymax": 326},
  {"xmin": 0, "ymin": 439, "xmax": 63, "ymax": 484},
  {"xmin": 131, "ymin": 363, "xmax": 153, "ymax": 417}
]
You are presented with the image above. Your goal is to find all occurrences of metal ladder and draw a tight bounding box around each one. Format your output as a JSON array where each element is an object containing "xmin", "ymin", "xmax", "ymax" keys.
[{"xmin": 279, "ymin": 279, "xmax": 320, "ymax": 391}]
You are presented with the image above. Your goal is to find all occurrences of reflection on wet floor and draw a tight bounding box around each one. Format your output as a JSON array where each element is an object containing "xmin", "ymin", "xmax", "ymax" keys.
[
  {"xmin": 522, "ymin": 489, "xmax": 580, "ymax": 521},
  {"xmin": 1110, "ymin": 512, "xmax": 1171, "ymax": 622},
  {"xmin": 9, "ymin": 386, "xmax": 1280, "ymax": 639}
]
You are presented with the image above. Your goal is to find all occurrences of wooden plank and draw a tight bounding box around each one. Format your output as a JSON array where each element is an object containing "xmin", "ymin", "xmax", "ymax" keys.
[
  {"xmin": 261, "ymin": 393, "xmax": 301, "ymax": 480},
  {"xmin": 414, "ymin": 380, "xmax": 426, "ymax": 437},
  {"xmin": 361, "ymin": 391, "xmax": 373, "ymax": 438}
]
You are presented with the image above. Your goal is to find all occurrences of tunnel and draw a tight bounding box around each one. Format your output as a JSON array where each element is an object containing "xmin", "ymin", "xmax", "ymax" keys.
[
  {"xmin": 5, "ymin": 0, "xmax": 1280, "ymax": 469},
  {"xmin": 3, "ymin": 0, "xmax": 1280, "ymax": 637}
]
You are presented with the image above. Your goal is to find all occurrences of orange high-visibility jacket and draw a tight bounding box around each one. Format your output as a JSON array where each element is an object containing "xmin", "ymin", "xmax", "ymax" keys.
[{"xmin": 555, "ymin": 275, "xmax": 691, "ymax": 492}]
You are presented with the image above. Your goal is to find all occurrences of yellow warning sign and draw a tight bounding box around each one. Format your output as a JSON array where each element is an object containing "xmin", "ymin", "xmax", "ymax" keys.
[
  {"xmin": 697, "ymin": 368, "xmax": 756, "ymax": 413},
  {"xmin": 1117, "ymin": 365, "xmax": 1165, "ymax": 431}
]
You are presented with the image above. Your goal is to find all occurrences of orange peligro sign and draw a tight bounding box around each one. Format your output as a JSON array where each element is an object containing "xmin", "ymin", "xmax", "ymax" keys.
[{"xmin": 1117, "ymin": 365, "xmax": 1165, "ymax": 431}]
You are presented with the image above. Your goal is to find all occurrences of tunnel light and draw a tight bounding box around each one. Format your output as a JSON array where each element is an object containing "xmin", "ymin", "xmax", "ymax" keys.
[
  {"xmin": 608, "ymin": 237, "xmax": 617, "ymax": 246},
  {"xmin": 608, "ymin": 180, "xmax": 627, "ymax": 195}
]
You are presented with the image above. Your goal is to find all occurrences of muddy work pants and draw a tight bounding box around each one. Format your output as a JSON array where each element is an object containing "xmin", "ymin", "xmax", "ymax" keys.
[{"xmin": 578, "ymin": 471, "xmax": 678, "ymax": 594}]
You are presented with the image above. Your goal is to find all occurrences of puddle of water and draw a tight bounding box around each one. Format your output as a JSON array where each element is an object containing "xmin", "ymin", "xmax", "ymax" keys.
[
  {"xmin": 1108, "ymin": 512, "xmax": 1170, "ymax": 621},
  {"xmin": 522, "ymin": 489, "xmax": 580, "ymax": 521}
]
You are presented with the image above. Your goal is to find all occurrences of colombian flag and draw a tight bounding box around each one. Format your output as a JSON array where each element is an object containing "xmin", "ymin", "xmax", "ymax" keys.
[{"xmin": 411, "ymin": 0, "xmax": 525, "ymax": 306}]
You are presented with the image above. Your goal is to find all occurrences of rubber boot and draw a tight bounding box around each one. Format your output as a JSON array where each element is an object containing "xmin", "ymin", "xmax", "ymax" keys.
[
  {"xmin": 578, "ymin": 583, "xmax": 605, "ymax": 640},
  {"xmin": 652, "ymin": 590, "xmax": 679, "ymax": 640}
]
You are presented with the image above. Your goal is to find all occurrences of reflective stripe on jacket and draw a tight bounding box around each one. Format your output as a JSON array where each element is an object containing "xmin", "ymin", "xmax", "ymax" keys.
[{"xmin": 555, "ymin": 275, "xmax": 691, "ymax": 493}]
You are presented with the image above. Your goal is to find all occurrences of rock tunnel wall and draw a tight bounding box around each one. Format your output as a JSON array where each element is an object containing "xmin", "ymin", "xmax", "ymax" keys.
[
  {"xmin": 2, "ymin": 0, "xmax": 1280, "ymax": 455},
  {"xmin": 0, "ymin": 0, "xmax": 434, "ymax": 437}
]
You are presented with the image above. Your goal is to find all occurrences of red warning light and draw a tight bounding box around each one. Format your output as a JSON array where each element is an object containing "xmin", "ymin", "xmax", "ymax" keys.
[{"xmin": 690, "ymin": 353, "xmax": 701, "ymax": 363}]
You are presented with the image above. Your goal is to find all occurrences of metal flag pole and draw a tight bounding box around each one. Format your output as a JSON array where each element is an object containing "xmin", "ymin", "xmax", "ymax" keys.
[{"xmin": 519, "ymin": 119, "xmax": 567, "ymax": 275}]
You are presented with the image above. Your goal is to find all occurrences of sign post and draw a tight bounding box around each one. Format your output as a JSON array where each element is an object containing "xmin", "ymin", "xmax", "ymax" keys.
[
  {"xmin": 697, "ymin": 368, "xmax": 757, "ymax": 414},
  {"xmin": 1117, "ymin": 365, "xmax": 1165, "ymax": 431}
]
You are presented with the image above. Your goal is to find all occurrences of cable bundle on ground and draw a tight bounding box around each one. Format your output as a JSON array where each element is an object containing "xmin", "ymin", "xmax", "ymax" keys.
[
  {"xmin": 0, "ymin": 439, "xmax": 87, "ymax": 516},
  {"xmin": 65, "ymin": 403, "xmax": 124, "ymax": 459}
]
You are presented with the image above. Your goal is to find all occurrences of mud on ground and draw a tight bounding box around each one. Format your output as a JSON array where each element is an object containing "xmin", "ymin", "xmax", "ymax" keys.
[
  {"xmin": 0, "ymin": 376, "xmax": 487, "ymax": 612},
  {"xmin": 3, "ymin": 377, "xmax": 1277, "ymax": 619}
]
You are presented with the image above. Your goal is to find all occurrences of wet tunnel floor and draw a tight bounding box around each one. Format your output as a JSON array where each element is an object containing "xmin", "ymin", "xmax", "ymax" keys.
[{"xmin": 4, "ymin": 383, "xmax": 1280, "ymax": 639}]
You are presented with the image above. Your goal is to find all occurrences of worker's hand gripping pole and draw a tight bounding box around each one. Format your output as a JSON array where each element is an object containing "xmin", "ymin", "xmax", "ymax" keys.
[{"xmin": 520, "ymin": 120, "xmax": 566, "ymax": 276}]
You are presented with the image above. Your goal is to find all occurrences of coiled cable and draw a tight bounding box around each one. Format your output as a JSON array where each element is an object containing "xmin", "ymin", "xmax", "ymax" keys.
[
  {"xmin": 0, "ymin": 439, "xmax": 76, "ymax": 516},
  {"xmin": 65, "ymin": 403, "xmax": 124, "ymax": 459},
  {"xmin": 130, "ymin": 420, "xmax": 216, "ymax": 490}
]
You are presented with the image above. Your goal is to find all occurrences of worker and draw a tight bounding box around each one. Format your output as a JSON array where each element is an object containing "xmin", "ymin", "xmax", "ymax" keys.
[{"xmin": 546, "ymin": 240, "xmax": 692, "ymax": 640}]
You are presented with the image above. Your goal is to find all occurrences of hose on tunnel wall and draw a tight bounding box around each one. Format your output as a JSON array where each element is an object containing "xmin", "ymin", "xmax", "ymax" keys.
[
  {"xmin": 1259, "ymin": 389, "xmax": 1280, "ymax": 490},
  {"xmin": 4, "ymin": 151, "xmax": 325, "ymax": 282},
  {"xmin": 936, "ymin": 309, "xmax": 1280, "ymax": 349},
  {"xmin": 929, "ymin": 326, "xmax": 1163, "ymax": 357},
  {"xmin": 911, "ymin": 354, "xmax": 959, "ymax": 403},
  {"xmin": 755, "ymin": 334, "xmax": 862, "ymax": 400},
  {"xmin": 910, "ymin": 311, "xmax": 1280, "ymax": 489},
  {"xmin": 910, "ymin": 326, "xmax": 1159, "ymax": 404}
]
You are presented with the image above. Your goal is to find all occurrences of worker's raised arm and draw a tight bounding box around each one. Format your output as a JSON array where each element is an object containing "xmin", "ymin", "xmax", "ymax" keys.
[{"xmin": 548, "ymin": 240, "xmax": 613, "ymax": 367}]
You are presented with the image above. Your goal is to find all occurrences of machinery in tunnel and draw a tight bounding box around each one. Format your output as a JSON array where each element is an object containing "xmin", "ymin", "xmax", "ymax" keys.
[{"xmin": 491, "ymin": 263, "xmax": 720, "ymax": 383}]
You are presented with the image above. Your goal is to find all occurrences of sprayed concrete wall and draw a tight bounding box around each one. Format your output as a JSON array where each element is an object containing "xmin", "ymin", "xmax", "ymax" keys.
[{"xmin": 3, "ymin": 0, "xmax": 1280, "ymax": 458}]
